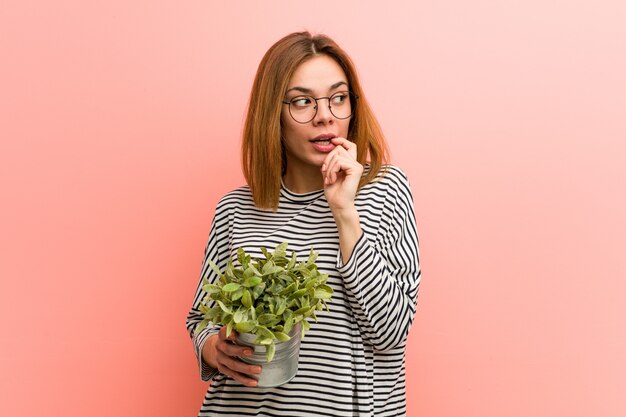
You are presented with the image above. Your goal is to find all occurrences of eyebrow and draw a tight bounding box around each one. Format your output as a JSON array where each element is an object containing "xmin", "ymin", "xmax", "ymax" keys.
[{"xmin": 286, "ymin": 81, "xmax": 348, "ymax": 95}]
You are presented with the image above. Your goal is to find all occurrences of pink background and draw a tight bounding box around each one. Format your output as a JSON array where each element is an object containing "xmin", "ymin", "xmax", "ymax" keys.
[{"xmin": 1, "ymin": 1, "xmax": 625, "ymax": 416}]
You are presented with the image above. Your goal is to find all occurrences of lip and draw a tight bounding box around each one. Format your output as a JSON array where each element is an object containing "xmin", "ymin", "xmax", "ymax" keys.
[
  {"xmin": 310, "ymin": 134, "xmax": 336, "ymax": 153},
  {"xmin": 310, "ymin": 134, "xmax": 337, "ymax": 142}
]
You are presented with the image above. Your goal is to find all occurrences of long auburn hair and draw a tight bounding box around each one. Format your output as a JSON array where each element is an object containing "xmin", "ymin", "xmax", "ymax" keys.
[{"xmin": 242, "ymin": 31, "xmax": 389, "ymax": 210}]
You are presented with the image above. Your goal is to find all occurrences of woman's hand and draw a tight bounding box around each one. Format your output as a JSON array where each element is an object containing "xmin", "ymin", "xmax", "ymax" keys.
[
  {"xmin": 322, "ymin": 137, "xmax": 363, "ymax": 263},
  {"xmin": 321, "ymin": 137, "xmax": 363, "ymax": 211},
  {"xmin": 203, "ymin": 326, "xmax": 262, "ymax": 387}
]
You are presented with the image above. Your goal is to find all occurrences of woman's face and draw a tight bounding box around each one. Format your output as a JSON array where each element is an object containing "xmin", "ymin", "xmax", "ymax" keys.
[{"xmin": 281, "ymin": 55, "xmax": 352, "ymax": 175}]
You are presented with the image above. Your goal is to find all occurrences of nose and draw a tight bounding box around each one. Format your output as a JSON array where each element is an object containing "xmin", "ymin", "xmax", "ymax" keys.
[{"xmin": 312, "ymin": 98, "xmax": 333, "ymax": 125}]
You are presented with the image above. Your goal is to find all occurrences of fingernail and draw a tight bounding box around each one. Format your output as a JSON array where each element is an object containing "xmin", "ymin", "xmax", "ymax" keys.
[
  {"xmin": 321, "ymin": 163, "xmax": 326, "ymax": 171},
  {"xmin": 244, "ymin": 349, "xmax": 253, "ymax": 356},
  {"xmin": 254, "ymin": 366, "xmax": 262, "ymax": 374}
]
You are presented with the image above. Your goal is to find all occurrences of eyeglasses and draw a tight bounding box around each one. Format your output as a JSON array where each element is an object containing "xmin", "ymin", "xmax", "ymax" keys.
[{"xmin": 282, "ymin": 91, "xmax": 358, "ymax": 124}]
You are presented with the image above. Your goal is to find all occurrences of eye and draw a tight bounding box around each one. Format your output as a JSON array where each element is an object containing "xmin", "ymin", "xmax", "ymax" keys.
[
  {"xmin": 331, "ymin": 92, "xmax": 349, "ymax": 105},
  {"xmin": 291, "ymin": 96, "xmax": 314, "ymax": 108}
]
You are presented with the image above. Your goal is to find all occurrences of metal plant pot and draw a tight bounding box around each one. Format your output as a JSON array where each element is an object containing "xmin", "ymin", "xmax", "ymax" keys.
[{"xmin": 236, "ymin": 322, "xmax": 302, "ymax": 387}]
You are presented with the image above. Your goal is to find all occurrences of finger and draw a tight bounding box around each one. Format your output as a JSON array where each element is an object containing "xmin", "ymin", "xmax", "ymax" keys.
[
  {"xmin": 323, "ymin": 146, "xmax": 349, "ymax": 174},
  {"xmin": 216, "ymin": 349, "xmax": 262, "ymax": 375},
  {"xmin": 326, "ymin": 159, "xmax": 347, "ymax": 185},
  {"xmin": 330, "ymin": 137, "xmax": 357, "ymax": 157},
  {"xmin": 216, "ymin": 359, "xmax": 261, "ymax": 387},
  {"xmin": 329, "ymin": 136, "xmax": 352, "ymax": 148},
  {"xmin": 326, "ymin": 154, "xmax": 359, "ymax": 185},
  {"xmin": 215, "ymin": 349, "xmax": 262, "ymax": 387},
  {"xmin": 323, "ymin": 154, "xmax": 339, "ymax": 184},
  {"xmin": 326, "ymin": 156, "xmax": 340, "ymax": 184},
  {"xmin": 218, "ymin": 325, "xmax": 238, "ymax": 341},
  {"xmin": 217, "ymin": 339, "xmax": 254, "ymax": 358}
]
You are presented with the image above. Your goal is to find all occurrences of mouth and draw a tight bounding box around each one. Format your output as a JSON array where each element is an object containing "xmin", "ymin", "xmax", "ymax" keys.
[
  {"xmin": 310, "ymin": 134, "xmax": 336, "ymax": 145},
  {"xmin": 309, "ymin": 134, "xmax": 337, "ymax": 153}
]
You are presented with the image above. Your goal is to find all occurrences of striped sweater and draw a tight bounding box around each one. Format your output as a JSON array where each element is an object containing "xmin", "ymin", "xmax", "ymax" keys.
[{"xmin": 186, "ymin": 165, "xmax": 421, "ymax": 416}]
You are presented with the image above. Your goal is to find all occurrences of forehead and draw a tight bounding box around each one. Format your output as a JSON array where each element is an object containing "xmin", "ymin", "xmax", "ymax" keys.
[{"xmin": 288, "ymin": 55, "xmax": 348, "ymax": 90}]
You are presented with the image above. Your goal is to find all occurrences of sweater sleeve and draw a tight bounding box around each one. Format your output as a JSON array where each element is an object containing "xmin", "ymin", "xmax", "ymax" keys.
[
  {"xmin": 337, "ymin": 167, "xmax": 421, "ymax": 351},
  {"xmin": 185, "ymin": 199, "xmax": 231, "ymax": 382}
]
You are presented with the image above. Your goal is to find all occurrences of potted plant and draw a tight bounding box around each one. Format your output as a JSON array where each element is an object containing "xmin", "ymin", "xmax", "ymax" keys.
[{"xmin": 195, "ymin": 242, "xmax": 333, "ymax": 387}]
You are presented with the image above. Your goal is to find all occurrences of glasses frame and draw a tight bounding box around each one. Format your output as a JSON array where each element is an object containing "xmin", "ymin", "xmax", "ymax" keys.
[{"xmin": 282, "ymin": 91, "xmax": 359, "ymax": 124}]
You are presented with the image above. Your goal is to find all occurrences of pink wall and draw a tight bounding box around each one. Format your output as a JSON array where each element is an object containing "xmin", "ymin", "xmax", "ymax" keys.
[{"xmin": 1, "ymin": 1, "xmax": 624, "ymax": 416}]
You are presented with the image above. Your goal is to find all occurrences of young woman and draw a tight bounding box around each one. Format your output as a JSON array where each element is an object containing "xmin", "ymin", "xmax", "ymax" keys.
[{"xmin": 186, "ymin": 31, "xmax": 421, "ymax": 417}]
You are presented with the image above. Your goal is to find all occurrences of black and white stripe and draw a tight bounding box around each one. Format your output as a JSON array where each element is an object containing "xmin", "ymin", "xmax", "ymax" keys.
[{"xmin": 186, "ymin": 165, "xmax": 421, "ymax": 417}]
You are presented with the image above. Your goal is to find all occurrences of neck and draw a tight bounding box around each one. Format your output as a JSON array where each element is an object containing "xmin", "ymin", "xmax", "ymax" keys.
[{"xmin": 282, "ymin": 166, "xmax": 324, "ymax": 193}]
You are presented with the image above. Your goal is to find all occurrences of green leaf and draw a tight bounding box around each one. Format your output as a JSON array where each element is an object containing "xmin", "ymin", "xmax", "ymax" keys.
[
  {"xmin": 301, "ymin": 319, "xmax": 310, "ymax": 338},
  {"xmin": 307, "ymin": 248, "xmax": 318, "ymax": 264},
  {"xmin": 279, "ymin": 282, "xmax": 297, "ymax": 296},
  {"xmin": 202, "ymin": 283, "xmax": 219, "ymax": 294},
  {"xmin": 261, "ymin": 260, "xmax": 274, "ymax": 275},
  {"xmin": 269, "ymin": 266, "xmax": 284, "ymax": 275},
  {"xmin": 274, "ymin": 242, "xmax": 288, "ymax": 258},
  {"xmin": 289, "ymin": 288, "xmax": 307, "ymax": 299},
  {"xmin": 258, "ymin": 314, "xmax": 278, "ymax": 325},
  {"xmin": 234, "ymin": 309, "xmax": 244, "ymax": 323},
  {"xmin": 256, "ymin": 337, "xmax": 273, "ymax": 345},
  {"xmin": 275, "ymin": 298, "xmax": 286, "ymax": 316},
  {"xmin": 235, "ymin": 321, "xmax": 256, "ymax": 333},
  {"xmin": 283, "ymin": 314, "xmax": 293, "ymax": 334},
  {"xmin": 216, "ymin": 301, "xmax": 233, "ymax": 315},
  {"xmin": 231, "ymin": 288, "xmax": 244, "ymax": 301},
  {"xmin": 287, "ymin": 252, "xmax": 297, "ymax": 269},
  {"xmin": 274, "ymin": 331, "xmax": 291, "ymax": 342},
  {"xmin": 266, "ymin": 341, "xmax": 276, "ymax": 362},
  {"xmin": 237, "ymin": 247, "xmax": 246, "ymax": 266},
  {"xmin": 319, "ymin": 283, "xmax": 333, "ymax": 292},
  {"xmin": 194, "ymin": 319, "xmax": 209, "ymax": 336},
  {"xmin": 243, "ymin": 276, "xmax": 262, "ymax": 288},
  {"xmin": 207, "ymin": 260, "xmax": 222, "ymax": 277},
  {"xmin": 314, "ymin": 289, "xmax": 333, "ymax": 299},
  {"xmin": 241, "ymin": 289, "xmax": 252, "ymax": 308},
  {"xmin": 282, "ymin": 272, "xmax": 295, "ymax": 284},
  {"xmin": 251, "ymin": 283, "xmax": 266, "ymax": 299},
  {"xmin": 305, "ymin": 278, "xmax": 319, "ymax": 289},
  {"xmin": 222, "ymin": 282, "xmax": 241, "ymax": 292},
  {"xmin": 224, "ymin": 261, "xmax": 235, "ymax": 279},
  {"xmin": 293, "ymin": 306, "xmax": 311, "ymax": 316},
  {"xmin": 267, "ymin": 283, "xmax": 283, "ymax": 296},
  {"xmin": 208, "ymin": 305, "xmax": 222, "ymax": 321},
  {"xmin": 248, "ymin": 263, "xmax": 262, "ymax": 276},
  {"xmin": 255, "ymin": 326, "xmax": 275, "ymax": 340}
]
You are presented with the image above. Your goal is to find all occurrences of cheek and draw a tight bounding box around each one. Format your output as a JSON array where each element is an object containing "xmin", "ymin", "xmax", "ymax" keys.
[
  {"xmin": 281, "ymin": 118, "xmax": 305, "ymax": 143},
  {"xmin": 281, "ymin": 113, "xmax": 295, "ymax": 137},
  {"xmin": 340, "ymin": 119, "xmax": 351, "ymax": 137}
]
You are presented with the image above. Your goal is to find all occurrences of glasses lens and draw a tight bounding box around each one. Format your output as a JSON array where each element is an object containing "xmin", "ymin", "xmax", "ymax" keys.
[
  {"xmin": 289, "ymin": 95, "xmax": 316, "ymax": 123},
  {"xmin": 329, "ymin": 91, "xmax": 354, "ymax": 120},
  {"xmin": 286, "ymin": 91, "xmax": 356, "ymax": 123}
]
